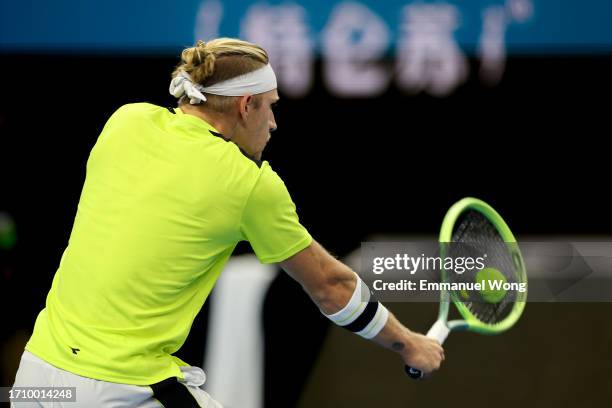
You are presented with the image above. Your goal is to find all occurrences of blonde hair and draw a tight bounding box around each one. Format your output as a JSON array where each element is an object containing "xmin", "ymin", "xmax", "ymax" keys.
[{"xmin": 172, "ymin": 38, "xmax": 269, "ymax": 112}]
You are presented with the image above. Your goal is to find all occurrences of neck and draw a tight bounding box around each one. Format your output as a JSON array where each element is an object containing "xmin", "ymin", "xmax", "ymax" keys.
[{"xmin": 178, "ymin": 104, "xmax": 238, "ymax": 138}]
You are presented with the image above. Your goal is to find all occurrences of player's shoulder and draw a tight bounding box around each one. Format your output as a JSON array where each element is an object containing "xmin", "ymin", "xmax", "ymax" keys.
[
  {"xmin": 109, "ymin": 102, "xmax": 167, "ymax": 121},
  {"xmin": 100, "ymin": 103, "xmax": 177, "ymax": 137},
  {"xmin": 257, "ymin": 161, "xmax": 280, "ymax": 181},
  {"xmin": 249, "ymin": 160, "xmax": 288, "ymax": 197},
  {"xmin": 215, "ymin": 141, "xmax": 274, "ymax": 185}
]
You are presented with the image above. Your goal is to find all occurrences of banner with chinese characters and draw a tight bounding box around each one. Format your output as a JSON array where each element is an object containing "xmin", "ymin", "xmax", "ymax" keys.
[{"xmin": 3, "ymin": 0, "xmax": 610, "ymax": 97}]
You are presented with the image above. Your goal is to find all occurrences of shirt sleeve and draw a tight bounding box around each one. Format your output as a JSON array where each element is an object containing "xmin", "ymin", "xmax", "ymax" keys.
[{"xmin": 240, "ymin": 162, "xmax": 312, "ymax": 263}]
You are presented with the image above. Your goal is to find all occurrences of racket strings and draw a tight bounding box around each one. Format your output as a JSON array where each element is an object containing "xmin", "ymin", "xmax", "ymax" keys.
[{"xmin": 448, "ymin": 210, "xmax": 518, "ymax": 324}]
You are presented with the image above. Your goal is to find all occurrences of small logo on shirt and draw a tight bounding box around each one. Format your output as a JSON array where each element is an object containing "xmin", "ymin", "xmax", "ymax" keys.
[{"xmin": 70, "ymin": 347, "xmax": 80, "ymax": 355}]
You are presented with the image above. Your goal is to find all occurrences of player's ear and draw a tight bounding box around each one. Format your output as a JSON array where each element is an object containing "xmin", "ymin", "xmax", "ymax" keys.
[{"xmin": 238, "ymin": 95, "xmax": 253, "ymax": 121}]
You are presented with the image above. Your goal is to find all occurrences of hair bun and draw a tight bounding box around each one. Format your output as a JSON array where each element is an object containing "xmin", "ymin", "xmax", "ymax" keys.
[{"xmin": 179, "ymin": 41, "xmax": 216, "ymax": 83}]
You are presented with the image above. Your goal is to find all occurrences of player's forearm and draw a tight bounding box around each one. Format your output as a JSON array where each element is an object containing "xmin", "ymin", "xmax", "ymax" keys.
[
  {"xmin": 280, "ymin": 241, "xmax": 408, "ymax": 344},
  {"xmin": 280, "ymin": 242, "xmax": 443, "ymax": 373},
  {"xmin": 370, "ymin": 311, "xmax": 416, "ymax": 356},
  {"xmin": 318, "ymin": 273, "xmax": 418, "ymax": 355},
  {"xmin": 317, "ymin": 262, "xmax": 419, "ymax": 355},
  {"xmin": 319, "ymin": 270, "xmax": 417, "ymax": 354}
]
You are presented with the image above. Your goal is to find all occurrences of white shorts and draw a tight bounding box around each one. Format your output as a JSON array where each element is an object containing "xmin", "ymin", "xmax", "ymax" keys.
[{"xmin": 11, "ymin": 351, "xmax": 223, "ymax": 408}]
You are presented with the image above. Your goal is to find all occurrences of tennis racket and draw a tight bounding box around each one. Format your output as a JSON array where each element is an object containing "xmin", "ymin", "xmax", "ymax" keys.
[{"xmin": 405, "ymin": 197, "xmax": 527, "ymax": 379}]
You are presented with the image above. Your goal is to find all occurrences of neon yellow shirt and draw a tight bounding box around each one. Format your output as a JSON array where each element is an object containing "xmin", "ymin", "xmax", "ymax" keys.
[{"xmin": 26, "ymin": 103, "xmax": 312, "ymax": 385}]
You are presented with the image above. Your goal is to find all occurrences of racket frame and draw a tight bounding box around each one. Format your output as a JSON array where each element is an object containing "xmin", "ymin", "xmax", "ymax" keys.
[{"xmin": 437, "ymin": 197, "xmax": 527, "ymax": 336}]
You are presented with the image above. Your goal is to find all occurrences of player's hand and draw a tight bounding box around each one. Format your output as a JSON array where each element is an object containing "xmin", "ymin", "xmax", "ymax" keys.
[{"xmin": 401, "ymin": 331, "xmax": 445, "ymax": 374}]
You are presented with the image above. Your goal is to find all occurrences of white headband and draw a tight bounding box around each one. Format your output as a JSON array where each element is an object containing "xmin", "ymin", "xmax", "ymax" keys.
[{"xmin": 169, "ymin": 63, "xmax": 277, "ymax": 104}]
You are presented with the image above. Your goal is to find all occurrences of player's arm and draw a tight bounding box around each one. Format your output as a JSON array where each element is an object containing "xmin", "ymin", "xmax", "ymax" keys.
[{"xmin": 279, "ymin": 240, "xmax": 444, "ymax": 374}]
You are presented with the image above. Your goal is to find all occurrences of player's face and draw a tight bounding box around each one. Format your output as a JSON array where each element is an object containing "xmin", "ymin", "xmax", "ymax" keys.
[{"xmin": 246, "ymin": 89, "xmax": 278, "ymax": 161}]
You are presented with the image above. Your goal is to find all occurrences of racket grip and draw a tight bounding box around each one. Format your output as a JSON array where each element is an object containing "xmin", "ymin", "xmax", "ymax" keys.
[{"xmin": 404, "ymin": 320, "xmax": 450, "ymax": 380}]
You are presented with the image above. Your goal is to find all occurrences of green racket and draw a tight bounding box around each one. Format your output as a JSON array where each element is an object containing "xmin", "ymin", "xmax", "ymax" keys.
[{"xmin": 405, "ymin": 197, "xmax": 527, "ymax": 379}]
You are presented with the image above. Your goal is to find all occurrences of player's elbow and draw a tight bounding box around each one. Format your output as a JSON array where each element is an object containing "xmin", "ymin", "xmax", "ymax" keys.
[
  {"xmin": 309, "ymin": 264, "xmax": 356, "ymax": 315},
  {"xmin": 281, "ymin": 241, "xmax": 357, "ymax": 314}
]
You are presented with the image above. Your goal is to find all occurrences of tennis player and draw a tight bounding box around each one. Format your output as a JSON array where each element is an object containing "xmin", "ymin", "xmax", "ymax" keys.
[{"xmin": 11, "ymin": 38, "xmax": 443, "ymax": 407}]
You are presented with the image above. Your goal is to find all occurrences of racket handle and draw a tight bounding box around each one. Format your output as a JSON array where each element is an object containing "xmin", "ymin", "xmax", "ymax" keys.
[{"xmin": 405, "ymin": 320, "xmax": 450, "ymax": 380}]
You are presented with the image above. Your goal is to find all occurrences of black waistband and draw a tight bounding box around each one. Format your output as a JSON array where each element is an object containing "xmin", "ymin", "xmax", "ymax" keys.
[{"xmin": 150, "ymin": 377, "xmax": 201, "ymax": 407}]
